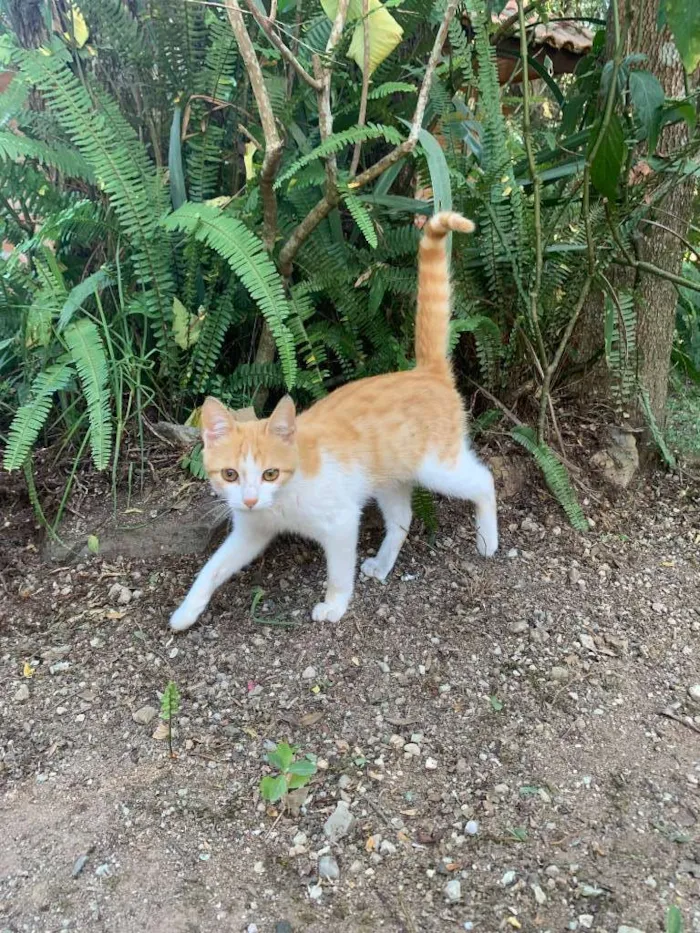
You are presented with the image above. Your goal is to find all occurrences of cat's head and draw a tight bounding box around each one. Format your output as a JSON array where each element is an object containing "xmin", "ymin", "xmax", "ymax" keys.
[{"xmin": 200, "ymin": 396, "xmax": 298, "ymax": 512}]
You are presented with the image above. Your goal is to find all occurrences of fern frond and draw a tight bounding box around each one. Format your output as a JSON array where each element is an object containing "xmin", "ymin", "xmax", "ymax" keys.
[
  {"xmin": 163, "ymin": 203, "xmax": 297, "ymax": 388},
  {"xmin": 0, "ymin": 130, "xmax": 94, "ymax": 181},
  {"xmin": 343, "ymin": 192, "xmax": 378, "ymax": 248},
  {"xmin": 603, "ymin": 288, "xmax": 637, "ymax": 404},
  {"xmin": 275, "ymin": 123, "xmax": 403, "ymax": 189},
  {"xmin": 64, "ymin": 319, "xmax": 113, "ymax": 470},
  {"xmin": 510, "ymin": 426, "xmax": 588, "ymax": 531},
  {"xmin": 58, "ymin": 268, "xmax": 113, "ymax": 332},
  {"xmin": 412, "ymin": 486, "xmax": 438, "ymax": 537},
  {"xmin": 639, "ymin": 388, "xmax": 676, "ymax": 469},
  {"xmin": 3, "ymin": 361, "xmax": 74, "ymax": 471}
]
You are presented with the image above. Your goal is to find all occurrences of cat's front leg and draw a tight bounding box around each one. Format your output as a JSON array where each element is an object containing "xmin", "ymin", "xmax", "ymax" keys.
[
  {"xmin": 312, "ymin": 517, "xmax": 360, "ymax": 623},
  {"xmin": 170, "ymin": 521, "xmax": 273, "ymax": 632}
]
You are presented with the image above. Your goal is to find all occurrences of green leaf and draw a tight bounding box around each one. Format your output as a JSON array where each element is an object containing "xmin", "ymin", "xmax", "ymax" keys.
[
  {"xmin": 159, "ymin": 681, "xmax": 181, "ymax": 721},
  {"xmin": 87, "ymin": 534, "xmax": 100, "ymax": 554},
  {"xmin": 260, "ymin": 774, "xmax": 288, "ymax": 802},
  {"xmin": 589, "ymin": 114, "xmax": 625, "ymax": 200},
  {"xmin": 666, "ymin": 904, "xmax": 683, "ymax": 933},
  {"xmin": 57, "ymin": 268, "xmax": 113, "ymax": 332},
  {"xmin": 169, "ymin": 105, "xmax": 187, "ymax": 210},
  {"xmin": 320, "ymin": 0, "xmax": 403, "ymax": 74},
  {"xmin": 417, "ymin": 127, "xmax": 453, "ymax": 254},
  {"xmin": 287, "ymin": 773, "xmax": 312, "ymax": 789},
  {"xmin": 64, "ymin": 318, "xmax": 113, "ymax": 470},
  {"xmin": 3, "ymin": 361, "xmax": 74, "ymax": 471},
  {"xmin": 287, "ymin": 758, "xmax": 317, "ymax": 777},
  {"xmin": 172, "ymin": 296, "xmax": 204, "ymax": 350},
  {"xmin": 266, "ymin": 742, "xmax": 295, "ymax": 773},
  {"xmin": 628, "ymin": 70, "xmax": 664, "ymax": 140},
  {"xmin": 665, "ymin": 0, "xmax": 700, "ymax": 72},
  {"xmin": 343, "ymin": 192, "xmax": 378, "ymax": 248},
  {"xmin": 649, "ymin": 100, "xmax": 697, "ymax": 154},
  {"xmin": 490, "ymin": 696, "xmax": 503, "ymax": 711}
]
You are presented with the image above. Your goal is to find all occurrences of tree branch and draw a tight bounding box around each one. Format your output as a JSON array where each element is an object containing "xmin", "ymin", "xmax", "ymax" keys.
[
  {"xmin": 350, "ymin": 0, "xmax": 371, "ymax": 177},
  {"xmin": 279, "ymin": 0, "xmax": 460, "ymax": 274},
  {"xmin": 242, "ymin": 0, "xmax": 322, "ymax": 90}
]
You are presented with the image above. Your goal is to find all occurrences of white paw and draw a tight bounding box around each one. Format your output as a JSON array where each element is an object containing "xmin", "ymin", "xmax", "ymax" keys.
[
  {"xmin": 361, "ymin": 557, "xmax": 388, "ymax": 581},
  {"xmin": 311, "ymin": 600, "xmax": 348, "ymax": 623},
  {"xmin": 169, "ymin": 604, "xmax": 201, "ymax": 632},
  {"xmin": 476, "ymin": 535, "xmax": 498, "ymax": 558}
]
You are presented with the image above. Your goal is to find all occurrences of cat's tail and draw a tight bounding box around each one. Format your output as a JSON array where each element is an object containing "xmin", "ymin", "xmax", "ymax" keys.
[{"xmin": 415, "ymin": 211, "xmax": 475, "ymax": 376}]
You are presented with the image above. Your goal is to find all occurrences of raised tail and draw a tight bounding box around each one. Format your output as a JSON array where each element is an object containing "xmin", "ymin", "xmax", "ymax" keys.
[{"xmin": 414, "ymin": 211, "xmax": 475, "ymax": 375}]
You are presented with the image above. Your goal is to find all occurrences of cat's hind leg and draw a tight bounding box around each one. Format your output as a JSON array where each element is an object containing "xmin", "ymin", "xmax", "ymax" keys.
[
  {"xmin": 170, "ymin": 519, "xmax": 273, "ymax": 632},
  {"xmin": 361, "ymin": 484, "xmax": 413, "ymax": 581},
  {"xmin": 417, "ymin": 443, "xmax": 498, "ymax": 557},
  {"xmin": 313, "ymin": 512, "xmax": 360, "ymax": 623}
]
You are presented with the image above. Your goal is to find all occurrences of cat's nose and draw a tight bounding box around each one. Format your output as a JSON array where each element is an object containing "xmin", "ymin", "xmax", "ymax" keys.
[{"xmin": 243, "ymin": 496, "xmax": 258, "ymax": 509}]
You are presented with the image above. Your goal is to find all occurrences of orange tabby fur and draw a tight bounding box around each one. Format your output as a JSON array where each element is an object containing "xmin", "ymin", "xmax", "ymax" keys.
[{"xmin": 170, "ymin": 211, "xmax": 497, "ymax": 632}]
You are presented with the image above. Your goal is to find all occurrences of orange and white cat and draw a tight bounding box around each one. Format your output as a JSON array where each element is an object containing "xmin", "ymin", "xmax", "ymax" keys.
[{"xmin": 169, "ymin": 212, "xmax": 498, "ymax": 632}]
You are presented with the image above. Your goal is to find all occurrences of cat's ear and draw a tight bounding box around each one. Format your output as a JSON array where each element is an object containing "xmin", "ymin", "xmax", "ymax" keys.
[
  {"xmin": 267, "ymin": 395, "xmax": 296, "ymax": 443},
  {"xmin": 201, "ymin": 397, "xmax": 233, "ymax": 446}
]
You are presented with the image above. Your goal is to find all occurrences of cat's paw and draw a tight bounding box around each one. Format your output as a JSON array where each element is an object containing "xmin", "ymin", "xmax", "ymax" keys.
[
  {"xmin": 311, "ymin": 600, "xmax": 347, "ymax": 623},
  {"xmin": 169, "ymin": 604, "xmax": 201, "ymax": 632},
  {"xmin": 477, "ymin": 538, "xmax": 498, "ymax": 558},
  {"xmin": 360, "ymin": 557, "xmax": 388, "ymax": 582}
]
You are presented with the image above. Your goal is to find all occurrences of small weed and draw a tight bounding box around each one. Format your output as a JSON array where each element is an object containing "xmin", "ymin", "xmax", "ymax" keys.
[
  {"xmin": 489, "ymin": 696, "xmax": 504, "ymax": 712},
  {"xmin": 667, "ymin": 904, "xmax": 683, "ymax": 933},
  {"xmin": 250, "ymin": 586, "xmax": 297, "ymax": 628},
  {"xmin": 260, "ymin": 742, "xmax": 317, "ymax": 806},
  {"xmin": 159, "ymin": 681, "xmax": 181, "ymax": 758},
  {"xmin": 507, "ymin": 826, "xmax": 528, "ymax": 842}
]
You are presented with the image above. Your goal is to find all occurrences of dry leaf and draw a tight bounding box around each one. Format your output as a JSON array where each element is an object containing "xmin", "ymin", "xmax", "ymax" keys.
[
  {"xmin": 152, "ymin": 721, "xmax": 169, "ymax": 741},
  {"xmin": 299, "ymin": 711, "xmax": 323, "ymax": 727},
  {"xmin": 23, "ymin": 661, "xmax": 34, "ymax": 678}
]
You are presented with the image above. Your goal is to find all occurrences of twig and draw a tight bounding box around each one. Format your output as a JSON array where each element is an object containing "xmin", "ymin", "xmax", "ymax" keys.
[
  {"xmin": 468, "ymin": 378, "xmax": 523, "ymax": 426},
  {"xmin": 657, "ymin": 709, "xmax": 700, "ymax": 736},
  {"xmin": 242, "ymin": 0, "xmax": 321, "ymax": 89},
  {"xmin": 278, "ymin": 0, "xmax": 460, "ymax": 275},
  {"xmin": 349, "ymin": 0, "xmax": 371, "ymax": 177},
  {"xmin": 490, "ymin": 1, "xmax": 539, "ymax": 44}
]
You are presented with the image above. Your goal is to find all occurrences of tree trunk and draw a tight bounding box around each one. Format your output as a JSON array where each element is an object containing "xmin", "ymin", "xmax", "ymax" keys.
[
  {"xmin": 577, "ymin": 0, "xmax": 693, "ymax": 427},
  {"xmin": 3, "ymin": 0, "xmax": 48, "ymax": 48}
]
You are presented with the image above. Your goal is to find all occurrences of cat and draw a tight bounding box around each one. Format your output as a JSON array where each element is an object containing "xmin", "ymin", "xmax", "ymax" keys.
[{"xmin": 169, "ymin": 211, "xmax": 498, "ymax": 632}]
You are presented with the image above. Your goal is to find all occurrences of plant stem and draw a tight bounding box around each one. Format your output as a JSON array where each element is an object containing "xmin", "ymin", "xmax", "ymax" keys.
[
  {"xmin": 349, "ymin": 0, "xmax": 371, "ymax": 178},
  {"xmin": 242, "ymin": 0, "xmax": 321, "ymax": 90}
]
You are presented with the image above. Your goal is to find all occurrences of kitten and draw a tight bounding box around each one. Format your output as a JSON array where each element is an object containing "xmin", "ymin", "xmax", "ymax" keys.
[{"xmin": 170, "ymin": 211, "xmax": 498, "ymax": 632}]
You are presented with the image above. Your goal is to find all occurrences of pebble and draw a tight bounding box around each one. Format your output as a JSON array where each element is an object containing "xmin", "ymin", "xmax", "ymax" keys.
[
  {"xmin": 579, "ymin": 632, "xmax": 596, "ymax": 652},
  {"xmin": 494, "ymin": 783, "xmax": 509, "ymax": 795},
  {"xmin": 247, "ymin": 925, "xmax": 258, "ymax": 933},
  {"xmin": 108, "ymin": 582, "xmax": 132, "ymax": 605},
  {"xmin": 338, "ymin": 774, "xmax": 352, "ymax": 790},
  {"xmin": 323, "ymin": 800, "xmax": 354, "ymax": 843},
  {"xmin": 509, "ymin": 620, "xmax": 528, "ymax": 634},
  {"xmin": 14, "ymin": 684, "xmax": 30, "ymax": 703},
  {"xmin": 274, "ymin": 923, "xmax": 293, "ymax": 933},
  {"xmin": 377, "ymin": 660, "xmax": 390, "ymax": 674},
  {"xmin": 318, "ymin": 855, "xmax": 339, "ymax": 880},
  {"xmin": 379, "ymin": 840, "xmax": 397, "ymax": 856},
  {"xmin": 579, "ymin": 916, "xmax": 594, "ymax": 930},
  {"xmin": 425, "ymin": 757, "xmax": 438, "ymax": 771},
  {"xmin": 465, "ymin": 820, "xmax": 479, "ymax": 836},
  {"xmin": 49, "ymin": 661, "xmax": 70, "ymax": 675},
  {"xmin": 404, "ymin": 743, "xmax": 421, "ymax": 757},
  {"xmin": 292, "ymin": 832, "xmax": 307, "ymax": 847},
  {"xmin": 132, "ymin": 705, "xmax": 158, "ymax": 725},
  {"xmin": 617, "ymin": 927, "xmax": 646, "ymax": 933},
  {"xmin": 531, "ymin": 883, "xmax": 547, "ymax": 905},
  {"xmin": 550, "ymin": 666, "xmax": 569, "ymax": 682},
  {"xmin": 687, "ymin": 684, "xmax": 700, "ymax": 704},
  {"xmin": 507, "ymin": 548, "xmax": 518, "ymax": 558},
  {"xmin": 444, "ymin": 879, "xmax": 461, "ymax": 903},
  {"xmin": 72, "ymin": 854, "xmax": 89, "ymax": 877},
  {"xmin": 501, "ymin": 870, "xmax": 516, "ymax": 887},
  {"xmin": 95, "ymin": 863, "xmax": 112, "ymax": 878},
  {"xmin": 389, "ymin": 735, "xmax": 405, "ymax": 749},
  {"xmin": 301, "ymin": 666, "xmax": 317, "ymax": 680}
]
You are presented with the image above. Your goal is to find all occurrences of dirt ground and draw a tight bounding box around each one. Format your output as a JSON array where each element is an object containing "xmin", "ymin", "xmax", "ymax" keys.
[{"xmin": 1, "ymin": 453, "xmax": 699, "ymax": 933}]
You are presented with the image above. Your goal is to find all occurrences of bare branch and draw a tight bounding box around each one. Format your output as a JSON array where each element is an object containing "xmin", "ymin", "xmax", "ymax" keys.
[
  {"xmin": 350, "ymin": 0, "xmax": 371, "ymax": 177},
  {"xmin": 242, "ymin": 0, "xmax": 322, "ymax": 90}
]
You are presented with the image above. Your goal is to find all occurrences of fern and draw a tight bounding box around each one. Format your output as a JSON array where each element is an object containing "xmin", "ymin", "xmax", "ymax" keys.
[
  {"xmin": 412, "ymin": 486, "xmax": 438, "ymax": 537},
  {"xmin": 163, "ymin": 203, "xmax": 297, "ymax": 388},
  {"xmin": 58, "ymin": 268, "xmax": 113, "ymax": 332},
  {"xmin": 275, "ymin": 123, "xmax": 403, "ymax": 189},
  {"xmin": 603, "ymin": 288, "xmax": 637, "ymax": 404},
  {"xmin": 0, "ymin": 130, "xmax": 94, "ymax": 181},
  {"xmin": 189, "ymin": 289, "xmax": 242, "ymax": 392},
  {"xmin": 64, "ymin": 319, "xmax": 113, "ymax": 470},
  {"xmin": 510, "ymin": 426, "xmax": 588, "ymax": 531},
  {"xmin": 450, "ymin": 313, "xmax": 502, "ymax": 384},
  {"xmin": 639, "ymin": 388, "xmax": 676, "ymax": 470},
  {"xmin": 343, "ymin": 192, "xmax": 378, "ymax": 248},
  {"xmin": 3, "ymin": 361, "xmax": 74, "ymax": 471}
]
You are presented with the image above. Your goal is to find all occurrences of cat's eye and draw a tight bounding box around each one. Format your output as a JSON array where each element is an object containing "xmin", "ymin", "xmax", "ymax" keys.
[
  {"xmin": 262, "ymin": 468, "xmax": 280, "ymax": 482},
  {"xmin": 221, "ymin": 468, "xmax": 238, "ymax": 482}
]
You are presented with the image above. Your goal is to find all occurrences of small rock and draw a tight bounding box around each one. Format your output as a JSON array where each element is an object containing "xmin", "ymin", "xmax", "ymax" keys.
[
  {"xmin": 531, "ymin": 883, "xmax": 547, "ymax": 906},
  {"xmin": 507, "ymin": 548, "xmax": 518, "ymax": 558},
  {"xmin": 568, "ymin": 566, "xmax": 581, "ymax": 584},
  {"xmin": 14, "ymin": 684, "xmax": 30, "ymax": 703},
  {"xmin": 389, "ymin": 735, "xmax": 405, "ymax": 749},
  {"xmin": 444, "ymin": 879, "xmax": 461, "ymax": 903},
  {"xmin": 274, "ymin": 923, "xmax": 293, "ymax": 933},
  {"xmin": 318, "ymin": 855, "xmax": 339, "ymax": 881},
  {"xmin": 301, "ymin": 666, "xmax": 317, "ymax": 680},
  {"xmin": 108, "ymin": 582, "xmax": 132, "ymax": 605},
  {"xmin": 494, "ymin": 783, "xmax": 509, "ymax": 795},
  {"xmin": 425, "ymin": 757, "xmax": 438, "ymax": 771},
  {"xmin": 550, "ymin": 666, "xmax": 569, "ymax": 683},
  {"xmin": 247, "ymin": 925, "xmax": 259, "ymax": 933},
  {"xmin": 501, "ymin": 870, "xmax": 516, "ymax": 887},
  {"xmin": 292, "ymin": 832, "xmax": 307, "ymax": 847},
  {"xmin": 509, "ymin": 619, "xmax": 528, "ymax": 634},
  {"xmin": 617, "ymin": 927, "xmax": 646, "ymax": 933},
  {"xmin": 337, "ymin": 774, "xmax": 352, "ymax": 790},
  {"xmin": 307, "ymin": 883, "xmax": 323, "ymax": 901},
  {"xmin": 376, "ymin": 660, "xmax": 390, "ymax": 674},
  {"xmin": 72, "ymin": 854, "xmax": 90, "ymax": 878},
  {"xmin": 95, "ymin": 863, "xmax": 112, "ymax": 878},
  {"xmin": 579, "ymin": 916, "xmax": 594, "ymax": 930},
  {"xmin": 579, "ymin": 632, "xmax": 596, "ymax": 652},
  {"xmin": 323, "ymin": 800, "xmax": 355, "ymax": 844},
  {"xmin": 132, "ymin": 705, "xmax": 158, "ymax": 725},
  {"xmin": 379, "ymin": 840, "xmax": 397, "ymax": 856},
  {"xmin": 404, "ymin": 743, "xmax": 421, "ymax": 756},
  {"xmin": 687, "ymin": 684, "xmax": 700, "ymax": 705},
  {"xmin": 49, "ymin": 661, "xmax": 70, "ymax": 675},
  {"xmin": 465, "ymin": 820, "xmax": 479, "ymax": 836}
]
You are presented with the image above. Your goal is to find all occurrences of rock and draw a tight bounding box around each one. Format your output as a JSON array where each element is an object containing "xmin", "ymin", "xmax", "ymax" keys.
[
  {"xmin": 568, "ymin": 566, "xmax": 581, "ymax": 584},
  {"xmin": 108, "ymin": 582, "xmax": 132, "ymax": 605},
  {"xmin": 465, "ymin": 820, "xmax": 479, "ymax": 836},
  {"xmin": 132, "ymin": 705, "xmax": 158, "ymax": 725},
  {"xmin": 247, "ymin": 925, "xmax": 258, "ymax": 933},
  {"xmin": 14, "ymin": 684, "xmax": 30, "ymax": 703},
  {"xmin": 323, "ymin": 801, "xmax": 355, "ymax": 844},
  {"xmin": 301, "ymin": 666, "xmax": 317, "ymax": 680},
  {"xmin": 617, "ymin": 927, "xmax": 646, "ymax": 933},
  {"xmin": 318, "ymin": 855, "xmax": 339, "ymax": 880},
  {"xmin": 72, "ymin": 854, "xmax": 90, "ymax": 877},
  {"xmin": 379, "ymin": 840, "xmax": 397, "ymax": 856},
  {"xmin": 579, "ymin": 632, "xmax": 596, "ymax": 652},
  {"xmin": 590, "ymin": 427, "xmax": 639, "ymax": 489},
  {"xmin": 489, "ymin": 455, "xmax": 528, "ymax": 499},
  {"xmin": 376, "ymin": 660, "xmax": 390, "ymax": 674},
  {"xmin": 509, "ymin": 619, "xmax": 529, "ymax": 635},
  {"xmin": 338, "ymin": 774, "xmax": 352, "ymax": 790},
  {"xmin": 550, "ymin": 666, "xmax": 569, "ymax": 683},
  {"xmin": 307, "ymin": 883, "xmax": 323, "ymax": 901},
  {"xmin": 501, "ymin": 870, "xmax": 516, "ymax": 887},
  {"xmin": 579, "ymin": 916, "xmax": 594, "ymax": 930},
  {"xmin": 494, "ymin": 783, "xmax": 509, "ymax": 795},
  {"xmin": 292, "ymin": 832, "xmax": 307, "ymax": 847},
  {"xmin": 152, "ymin": 422, "xmax": 201, "ymax": 447},
  {"xmin": 95, "ymin": 863, "xmax": 112, "ymax": 878},
  {"xmin": 531, "ymin": 884, "xmax": 547, "ymax": 906},
  {"xmin": 688, "ymin": 684, "xmax": 700, "ymax": 704},
  {"xmin": 507, "ymin": 548, "xmax": 518, "ymax": 558},
  {"xmin": 389, "ymin": 735, "xmax": 405, "ymax": 749},
  {"xmin": 49, "ymin": 661, "xmax": 70, "ymax": 675},
  {"xmin": 404, "ymin": 743, "xmax": 421, "ymax": 757},
  {"xmin": 425, "ymin": 757, "xmax": 438, "ymax": 771},
  {"xmin": 444, "ymin": 879, "xmax": 461, "ymax": 903},
  {"xmin": 521, "ymin": 516, "xmax": 538, "ymax": 533},
  {"xmin": 274, "ymin": 923, "xmax": 293, "ymax": 933}
]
